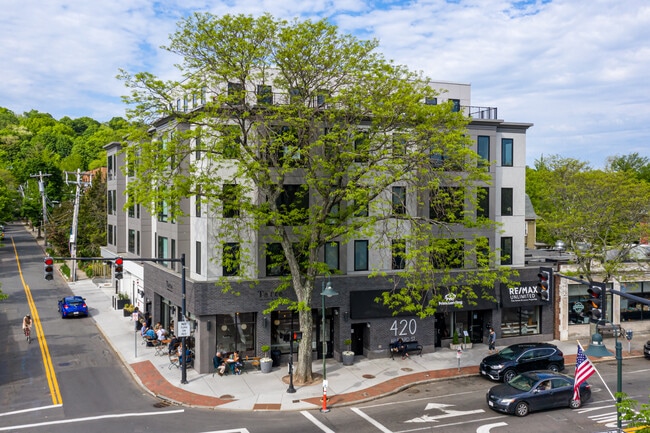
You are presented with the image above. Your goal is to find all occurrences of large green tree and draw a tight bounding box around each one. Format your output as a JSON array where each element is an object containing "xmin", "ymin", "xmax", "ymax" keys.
[
  {"xmin": 527, "ymin": 155, "xmax": 650, "ymax": 283},
  {"xmin": 119, "ymin": 13, "xmax": 513, "ymax": 383}
]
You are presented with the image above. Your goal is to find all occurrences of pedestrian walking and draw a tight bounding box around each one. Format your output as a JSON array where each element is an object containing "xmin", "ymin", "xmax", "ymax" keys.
[{"xmin": 488, "ymin": 328, "xmax": 496, "ymax": 353}]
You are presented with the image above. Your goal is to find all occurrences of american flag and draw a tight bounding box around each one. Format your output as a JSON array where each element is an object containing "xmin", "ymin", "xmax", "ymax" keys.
[{"xmin": 574, "ymin": 343, "xmax": 596, "ymax": 401}]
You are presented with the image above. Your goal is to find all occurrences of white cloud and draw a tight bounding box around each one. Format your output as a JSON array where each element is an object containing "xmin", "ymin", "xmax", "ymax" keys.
[{"xmin": 1, "ymin": 0, "xmax": 649, "ymax": 167}]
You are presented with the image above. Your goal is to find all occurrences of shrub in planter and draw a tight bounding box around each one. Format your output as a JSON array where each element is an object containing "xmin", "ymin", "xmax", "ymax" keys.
[
  {"xmin": 342, "ymin": 338, "xmax": 355, "ymax": 365},
  {"xmin": 260, "ymin": 344, "xmax": 272, "ymax": 373}
]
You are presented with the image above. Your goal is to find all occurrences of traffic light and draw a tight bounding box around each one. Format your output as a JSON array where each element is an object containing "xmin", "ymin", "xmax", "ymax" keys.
[
  {"xmin": 283, "ymin": 331, "xmax": 303, "ymax": 342},
  {"xmin": 44, "ymin": 256, "xmax": 54, "ymax": 280},
  {"xmin": 114, "ymin": 257, "xmax": 124, "ymax": 280},
  {"xmin": 586, "ymin": 282, "xmax": 606, "ymax": 323},
  {"xmin": 536, "ymin": 267, "xmax": 553, "ymax": 302}
]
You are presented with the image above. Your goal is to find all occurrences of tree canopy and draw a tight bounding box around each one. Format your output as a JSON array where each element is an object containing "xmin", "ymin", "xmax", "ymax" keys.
[
  {"xmin": 119, "ymin": 13, "xmax": 514, "ymax": 382},
  {"xmin": 527, "ymin": 154, "xmax": 650, "ymax": 283}
]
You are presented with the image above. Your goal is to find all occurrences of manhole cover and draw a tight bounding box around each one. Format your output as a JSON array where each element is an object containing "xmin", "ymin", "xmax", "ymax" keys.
[
  {"xmin": 362, "ymin": 374, "xmax": 375, "ymax": 379},
  {"xmin": 153, "ymin": 401, "xmax": 171, "ymax": 408},
  {"xmin": 408, "ymin": 388, "xmax": 421, "ymax": 394},
  {"xmin": 401, "ymin": 367, "xmax": 413, "ymax": 372},
  {"xmin": 219, "ymin": 394, "xmax": 235, "ymax": 400}
]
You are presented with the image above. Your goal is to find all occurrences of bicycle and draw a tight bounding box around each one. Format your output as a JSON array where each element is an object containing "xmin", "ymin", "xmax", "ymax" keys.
[{"xmin": 24, "ymin": 326, "xmax": 31, "ymax": 343}]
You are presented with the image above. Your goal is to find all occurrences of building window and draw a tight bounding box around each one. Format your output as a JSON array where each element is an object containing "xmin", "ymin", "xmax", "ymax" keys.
[
  {"xmin": 216, "ymin": 312, "xmax": 257, "ymax": 357},
  {"xmin": 500, "ymin": 237, "xmax": 513, "ymax": 265},
  {"xmin": 450, "ymin": 99, "xmax": 461, "ymax": 112},
  {"xmin": 195, "ymin": 135, "xmax": 202, "ymax": 160},
  {"xmin": 136, "ymin": 230, "xmax": 140, "ymax": 255},
  {"xmin": 128, "ymin": 229, "xmax": 136, "ymax": 254},
  {"xmin": 158, "ymin": 200, "xmax": 169, "ymax": 222},
  {"xmin": 619, "ymin": 282, "xmax": 650, "ymax": 322},
  {"xmin": 500, "ymin": 307, "xmax": 540, "ymax": 337},
  {"xmin": 430, "ymin": 187, "xmax": 464, "ymax": 223},
  {"xmin": 324, "ymin": 242, "xmax": 339, "ymax": 272},
  {"xmin": 195, "ymin": 192, "xmax": 202, "ymax": 218},
  {"xmin": 425, "ymin": 97, "xmax": 437, "ymax": 105},
  {"xmin": 354, "ymin": 240, "xmax": 369, "ymax": 271},
  {"xmin": 228, "ymin": 82, "xmax": 245, "ymax": 105},
  {"xmin": 316, "ymin": 89, "xmax": 329, "ymax": 107},
  {"xmin": 223, "ymin": 242, "xmax": 240, "ymax": 276},
  {"xmin": 477, "ymin": 136, "xmax": 490, "ymax": 165},
  {"xmin": 196, "ymin": 241, "xmax": 201, "ymax": 275},
  {"xmin": 257, "ymin": 84, "xmax": 272, "ymax": 105},
  {"xmin": 107, "ymin": 225, "xmax": 113, "ymax": 245},
  {"xmin": 223, "ymin": 184, "xmax": 240, "ymax": 218},
  {"xmin": 266, "ymin": 243, "xmax": 288, "ymax": 276},
  {"xmin": 128, "ymin": 204, "xmax": 135, "ymax": 218},
  {"xmin": 392, "ymin": 186, "xmax": 406, "ymax": 216},
  {"xmin": 431, "ymin": 238, "xmax": 464, "ymax": 269},
  {"xmin": 501, "ymin": 188, "xmax": 513, "ymax": 216},
  {"xmin": 353, "ymin": 199, "xmax": 369, "ymax": 217},
  {"xmin": 354, "ymin": 131, "xmax": 369, "ymax": 163},
  {"xmin": 171, "ymin": 239, "xmax": 176, "ymax": 270},
  {"xmin": 477, "ymin": 187, "xmax": 489, "ymax": 219},
  {"xmin": 502, "ymin": 138, "xmax": 513, "ymax": 167},
  {"xmin": 392, "ymin": 239, "xmax": 406, "ymax": 270},
  {"xmin": 158, "ymin": 236, "xmax": 168, "ymax": 267},
  {"xmin": 276, "ymin": 184, "xmax": 309, "ymax": 225}
]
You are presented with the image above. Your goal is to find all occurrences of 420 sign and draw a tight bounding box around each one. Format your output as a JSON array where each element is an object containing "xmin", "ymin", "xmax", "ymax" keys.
[{"xmin": 390, "ymin": 319, "xmax": 418, "ymax": 342}]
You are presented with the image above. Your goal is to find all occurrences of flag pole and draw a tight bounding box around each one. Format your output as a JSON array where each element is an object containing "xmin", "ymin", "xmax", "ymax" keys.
[{"xmin": 578, "ymin": 341, "xmax": 615, "ymax": 401}]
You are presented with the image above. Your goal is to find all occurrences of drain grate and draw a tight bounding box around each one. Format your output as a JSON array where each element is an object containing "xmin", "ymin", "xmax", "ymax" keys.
[
  {"xmin": 219, "ymin": 394, "xmax": 235, "ymax": 400},
  {"xmin": 362, "ymin": 374, "xmax": 375, "ymax": 379},
  {"xmin": 153, "ymin": 401, "xmax": 171, "ymax": 408},
  {"xmin": 401, "ymin": 367, "xmax": 413, "ymax": 372}
]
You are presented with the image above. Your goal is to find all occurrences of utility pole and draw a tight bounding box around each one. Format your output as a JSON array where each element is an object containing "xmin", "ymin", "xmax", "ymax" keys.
[
  {"xmin": 65, "ymin": 169, "xmax": 93, "ymax": 282},
  {"xmin": 30, "ymin": 171, "xmax": 51, "ymax": 247}
]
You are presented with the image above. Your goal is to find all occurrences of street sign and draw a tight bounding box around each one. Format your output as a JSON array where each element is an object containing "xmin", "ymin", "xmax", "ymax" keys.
[{"xmin": 177, "ymin": 321, "xmax": 191, "ymax": 337}]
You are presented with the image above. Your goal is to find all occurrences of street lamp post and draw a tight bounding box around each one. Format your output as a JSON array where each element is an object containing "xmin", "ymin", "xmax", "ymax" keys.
[
  {"xmin": 584, "ymin": 325, "xmax": 622, "ymax": 430},
  {"xmin": 320, "ymin": 279, "xmax": 338, "ymax": 413}
]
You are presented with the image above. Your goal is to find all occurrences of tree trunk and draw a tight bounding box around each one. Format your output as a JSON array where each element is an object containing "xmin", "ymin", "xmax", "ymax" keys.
[{"xmin": 295, "ymin": 296, "xmax": 314, "ymax": 384}]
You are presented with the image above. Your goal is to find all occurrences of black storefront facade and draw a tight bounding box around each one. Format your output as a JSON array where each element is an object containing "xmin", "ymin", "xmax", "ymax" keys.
[{"xmin": 141, "ymin": 263, "xmax": 555, "ymax": 374}]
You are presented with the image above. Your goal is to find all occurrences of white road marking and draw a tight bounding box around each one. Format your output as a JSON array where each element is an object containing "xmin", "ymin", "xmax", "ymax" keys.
[
  {"xmin": 300, "ymin": 411, "xmax": 336, "ymax": 433},
  {"xmin": 352, "ymin": 407, "xmax": 394, "ymax": 433},
  {"xmin": 476, "ymin": 422, "xmax": 508, "ymax": 433},
  {"xmin": 405, "ymin": 402, "xmax": 484, "ymax": 423},
  {"xmin": 0, "ymin": 404, "xmax": 61, "ymax": 417},
  {"xmin": 0, "ymin": 409, "xmax": 184, "ymax": 431}
]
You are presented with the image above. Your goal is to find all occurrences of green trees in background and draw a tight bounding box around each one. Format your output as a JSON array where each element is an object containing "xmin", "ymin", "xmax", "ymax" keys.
[
  {"xmin": 526, "ymin": 153, "xmax": 650, "ymax": 284},
  {"xmin": 0, "ymin": 106, "xmax": 131, "ymax": 258}
]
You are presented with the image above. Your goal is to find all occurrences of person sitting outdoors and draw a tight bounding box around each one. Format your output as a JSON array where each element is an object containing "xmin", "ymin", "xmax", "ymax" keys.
[
  {"xmin": 228, "ymin": 350, "xmax": 243, "ymax": 375},
  {"xmin": 213, "ymin": 351, "xmax": 227, "ymax": 376},
  {"xmin": 178, "ymin": 343, "xmax": 193, "ymax": 366},
  {"xmin": 143, "ymin": 326, "xmax": 157, "ymax": 345},
  {"xmin": 395, "ymin": 338, "xmax": 409, "ymax": 359},
  {"xmin": 155, "ymin": 324, "xmax": 167, "ymax": 341}
]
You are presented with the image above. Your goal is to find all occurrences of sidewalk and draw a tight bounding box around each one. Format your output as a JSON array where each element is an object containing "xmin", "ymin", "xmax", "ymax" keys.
[{"xmin": 66, "ymin": 277, "xmax": 647, "ymax": 411}]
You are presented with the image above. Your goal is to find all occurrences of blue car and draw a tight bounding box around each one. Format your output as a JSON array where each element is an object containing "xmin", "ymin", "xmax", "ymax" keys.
[
  {"xmin": 58, "ymin": 296, "xmax": 89, "ymax": 318},
  {"xmin": 486, "ymin": 371, "xmax": 591, "ymax": 417}
]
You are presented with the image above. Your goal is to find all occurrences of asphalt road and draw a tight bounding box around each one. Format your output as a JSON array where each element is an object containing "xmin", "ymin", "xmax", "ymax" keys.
[{"xmin": 2, "ymin": 223, "xmax": 649, "ymax": 433}]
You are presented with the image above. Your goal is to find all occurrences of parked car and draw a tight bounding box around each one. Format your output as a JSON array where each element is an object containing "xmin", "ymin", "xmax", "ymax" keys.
[
  {"xmin": 58, "ymin": 296, "xmax": 89, "ymax": 318},
  {"xmin": 480, "ymin": 342, "xmax": 565, "ymax": 382},
  {"xmin": 644, "ymin": 340, "xmax": 650, "ymax": 359},
  {"xmin": 486, "ymin": 371, "xmax": 591, "ymax": 417}
]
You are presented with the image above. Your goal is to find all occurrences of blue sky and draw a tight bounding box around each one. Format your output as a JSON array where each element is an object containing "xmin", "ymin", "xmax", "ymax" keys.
[{"xmin": 1, "ymin": 0, "xmax": 649, "ymax": 168}]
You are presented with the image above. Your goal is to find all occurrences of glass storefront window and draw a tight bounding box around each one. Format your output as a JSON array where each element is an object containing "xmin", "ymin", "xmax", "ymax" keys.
[
  {"xmin": 500, "ymin": 307, "xmax": 540, "ymax": 337},
  {"xmin": 216, "ymin": 312, "xmax": 256, "ymax": 356},
  {"xmin": 621, "ymin": 282, "xmax": 650, "ymax": 321},
  {"xmin": 271, "ymin": 310, "xmax": 297, "ymax": 354}
]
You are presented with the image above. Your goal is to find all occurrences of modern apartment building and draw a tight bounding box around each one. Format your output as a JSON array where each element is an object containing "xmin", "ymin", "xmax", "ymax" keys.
[{"xmin": 102, "ymin": 79, "xmax": 548, "ymax": 374}]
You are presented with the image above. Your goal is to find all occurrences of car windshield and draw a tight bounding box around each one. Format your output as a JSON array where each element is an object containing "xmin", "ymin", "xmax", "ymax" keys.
[
  {"xmin": 69, "ymin": 300, "xmax": 84, "ymax": 306},
  {"xmin": 508, "ymin": 374, "xmax": 536, "ymax": 391},
  {"xmin": 497, "ymin": 347, "xmax": 521, "ymax": 360}
]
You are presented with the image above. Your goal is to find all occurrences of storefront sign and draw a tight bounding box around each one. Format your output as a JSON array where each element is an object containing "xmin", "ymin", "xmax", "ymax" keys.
[
  {"xmin": 500, "ymin": 282, "xmax": 546, "ymax": 307},
  {"xmin": 439, "ymin": 293, "xmax": 463, "ymax": 307}
]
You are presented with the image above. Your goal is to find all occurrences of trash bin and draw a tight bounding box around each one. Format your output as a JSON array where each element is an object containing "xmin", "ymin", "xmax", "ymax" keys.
[{"xmin": 271, "ymin": 349, "xmax": 281, "ymax": 367}]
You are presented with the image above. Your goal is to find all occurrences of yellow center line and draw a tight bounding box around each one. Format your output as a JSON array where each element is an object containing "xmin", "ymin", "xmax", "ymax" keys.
[{"xmin": 12, "ymin": 237, "xmax": 63, "ymax": 406}]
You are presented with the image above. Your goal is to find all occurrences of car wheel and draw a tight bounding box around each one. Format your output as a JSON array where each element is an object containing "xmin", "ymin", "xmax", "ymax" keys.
[
  {"xmin": 569, "ymin": 398, "xmax": 582, "ymax": 409},
  {"xmin": 503, "ymin": 369, "xmax": 517, "ymax": 382},
  {"xmin": 515, "ymin": 401, "xmax": 529, "ymax": 417},
  {"xmin": 547, "ymin": 363, "xmax": 560, "ymax": 372}
]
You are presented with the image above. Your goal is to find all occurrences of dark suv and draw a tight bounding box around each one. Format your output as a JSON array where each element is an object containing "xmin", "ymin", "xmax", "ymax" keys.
[{"xmin": 480, "ymin": 342, "xmax": 565, "ymax": 382}]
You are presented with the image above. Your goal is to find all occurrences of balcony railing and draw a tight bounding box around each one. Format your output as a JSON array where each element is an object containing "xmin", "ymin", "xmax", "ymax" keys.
[{"xmin": 465, "ymin": 106, "xmax": 498, "ymax": 120}]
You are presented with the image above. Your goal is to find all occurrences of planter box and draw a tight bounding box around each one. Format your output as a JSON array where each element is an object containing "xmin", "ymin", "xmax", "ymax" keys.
[
  {"xmin": 260, "ymin": 360, "xmax": 273, "ymax": 373},
  {"xmin": 450, "ymin": 343, "xmax": 472, "ymax": 350},
  {"xmin": 342, "ymin": 351, "xmax": 355, "ymax": 366},
  {"xmin": 116, "ymin": 299, "xmax": 130, "ymax": 309}
]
